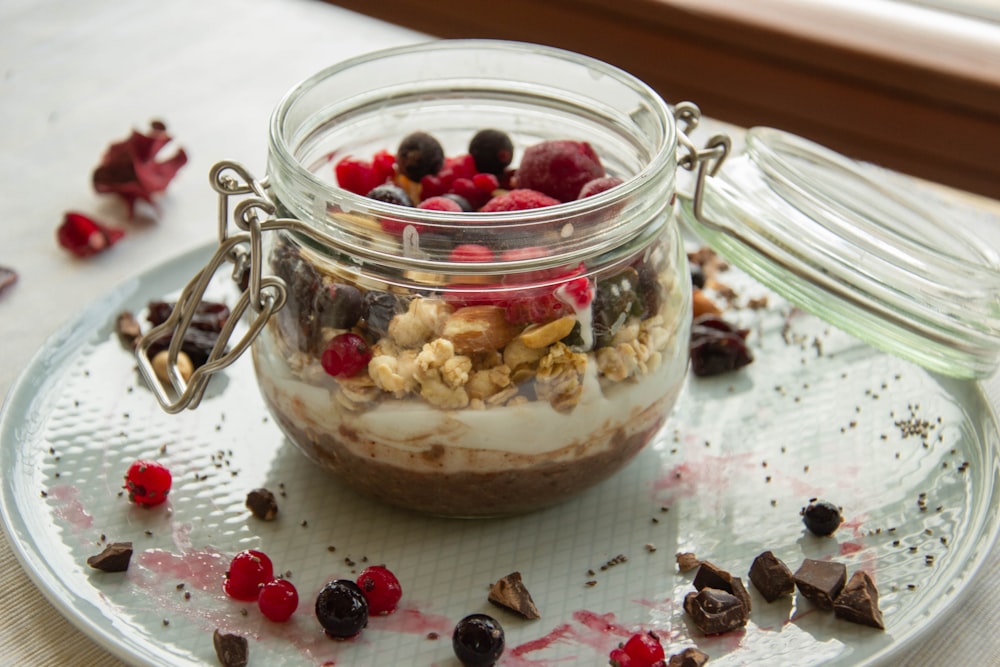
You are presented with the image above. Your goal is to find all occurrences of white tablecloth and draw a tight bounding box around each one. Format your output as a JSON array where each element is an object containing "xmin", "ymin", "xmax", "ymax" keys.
[{"xmin": 1, "ymin": 0, "xmax": 998, "ymax": 664}]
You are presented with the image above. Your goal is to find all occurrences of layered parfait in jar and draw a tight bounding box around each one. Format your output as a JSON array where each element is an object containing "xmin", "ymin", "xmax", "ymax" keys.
[{"xmin": 252, "ymin": 40, "xmax": 691, "ymax": 516}]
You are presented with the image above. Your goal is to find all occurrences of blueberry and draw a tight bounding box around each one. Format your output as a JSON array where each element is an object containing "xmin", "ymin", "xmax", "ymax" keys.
[
  {"xmin": 315, "ymin": 579, "xmax": 368, "ymax": 639},
  {"xmin": 365, "ymin": 183, "xmax": 413, "ymax": 207},
  {"xmin": 315, "ymin": 281, "xmax": 363, "ymax": 330},
  {"xmin": 453, "ymin": 613, "xmax": 504, "ymax": 667},
  {"xmin": 362, "ymin": 291, "xmax": 405, "ymax": 339},
  {"xmin": 396, "ymin": 131, "xmax": 445, "ymax": 181},
  {"xmin": 469, "ymin": 129, "xmax": 514, "ymax": 176},
  {"xmin": 801, "ymin": 500, "xmax": 843, "ymax": 537}
]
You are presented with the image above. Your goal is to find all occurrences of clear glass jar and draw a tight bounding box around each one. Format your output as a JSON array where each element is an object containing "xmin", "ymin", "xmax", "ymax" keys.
[{"xmin": 249, "ymin": 40, "xmax": 690, "ymax": 516}]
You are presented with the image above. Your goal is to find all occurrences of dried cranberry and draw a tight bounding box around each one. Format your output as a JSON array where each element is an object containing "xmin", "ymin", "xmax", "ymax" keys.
[
  {"xmin": 690, "ymin": 314, "xmax": 753, "ymax": 377},
  {"xmin": 57, "ymin": 212, "xmax": 125, "ymax": 258},
  {"xmin": 146, "ymin": 300, "xmax": 229, "ymax": 332}
]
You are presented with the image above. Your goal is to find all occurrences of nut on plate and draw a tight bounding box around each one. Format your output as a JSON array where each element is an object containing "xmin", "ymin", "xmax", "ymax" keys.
[{"xmin": 152, "ymin": 349, "xmax": 194, "ymax": 384}]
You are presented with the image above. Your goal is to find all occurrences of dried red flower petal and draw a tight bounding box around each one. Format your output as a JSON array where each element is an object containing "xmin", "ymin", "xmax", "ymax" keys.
[
  {"xmin": 57, "ymin": 212, "xmax": 125, "ymax": 258},
  {"xmin": 0, "ymin": 267, "xmax": 17, "ymax": 297},
  {"xmin": 92, "ymin": 120, "xmax": 188, "ymax": 217}
]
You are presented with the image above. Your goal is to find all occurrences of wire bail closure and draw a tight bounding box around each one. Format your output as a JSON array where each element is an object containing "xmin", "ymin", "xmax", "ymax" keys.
[{"xmin": 135, "ymin": 161, "xmax": 298, "ymax": 413}]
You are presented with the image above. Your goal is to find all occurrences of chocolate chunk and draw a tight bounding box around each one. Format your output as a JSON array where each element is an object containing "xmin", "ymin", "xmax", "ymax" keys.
[
  {"xmin": 692, "ymin": 561, "xmax": 751, "ymax": 613},
  {"xmin": 245, "ymin": 487, "xmax": 278, "ymax": 521},
  {"xmin": 683, "ymin": 588, "xmax": 748, "ymax": 635},
  {"xmin": 748, "ymin": 551, "xmax": 795, "ymax": 602},
  {"xmin": 213, "ymin": 629, "xmax": 248, "ymax": 667},
  {"xmin": 794, "ymin": 558, "xmax": 847, "ymax": 610},
  {"xmin": 115, "ymin": 311, "xmax": 143, "ymax": 350},
  {"xmin": 834, "ymin": 570, "xmax": 885, "ymax": 630},
  {"xmin": 488, "ymin": 571, "xmax": 540, "ymax": 619},
  {"xmin": 86, "ymin": 542, "xmax": 133, "ymax": 572},
  {"xmin": 676, "ymin": 552, "xmax": 700, "ymax": 573},
  {"xmin": 668, "ymin": 647, "xmax": 711, "ymax": 667}
]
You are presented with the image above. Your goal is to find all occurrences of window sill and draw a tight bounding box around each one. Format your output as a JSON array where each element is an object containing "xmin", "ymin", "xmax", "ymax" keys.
[{"xmin": 325, "ymin": 0, "xmax": 1000, "ymax": 199}]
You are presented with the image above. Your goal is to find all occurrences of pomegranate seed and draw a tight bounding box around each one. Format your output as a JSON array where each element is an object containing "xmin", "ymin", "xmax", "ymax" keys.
[
  {"xmin": 123, "ymin": 459, "xmax": 171, "ymax": 507},
  {"xmin": 356, "ymin": 565, "xmax": 402, "ymax": 615},
  {"xmin": 57, "ymin": 212, "xmax": 125, "ymax": 258},
  {"xmin": 223, "ymin": 550, "xmax": 274, "ymax": 602},
  {"xmin": 321, "ymin": 332, "xmax": 372, "ymax": 378},
  {"xmin": 258, "ymin": 578, "xmax": 298, "ymax": 622}
]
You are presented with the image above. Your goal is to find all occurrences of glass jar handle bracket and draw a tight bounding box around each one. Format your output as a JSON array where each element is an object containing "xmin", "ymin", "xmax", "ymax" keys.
[
  {"xmin": 673, "ymin": 101, "xmax": 732, "ymax": 229},
  {"xmin": 135, "ymin": 161, "xmax": 300, "ymax": 413}
]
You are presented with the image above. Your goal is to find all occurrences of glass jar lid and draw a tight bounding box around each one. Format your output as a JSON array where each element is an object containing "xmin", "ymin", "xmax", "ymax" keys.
[{"xmin": 680, "ymin": 126, "xmax": 1000, "ymax": 379}]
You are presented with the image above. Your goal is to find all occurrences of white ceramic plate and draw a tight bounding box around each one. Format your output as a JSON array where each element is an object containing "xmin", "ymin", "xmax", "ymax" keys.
[{"xmin": 2, "ymin": 244, "xmax": 998, "ymax": 666}]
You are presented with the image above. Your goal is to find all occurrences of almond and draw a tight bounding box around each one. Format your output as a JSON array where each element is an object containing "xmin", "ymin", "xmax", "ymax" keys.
[
  {"xmin": 520, "ymin": 315, "xmax": 577, "ymax": 349},
  {"xmin": 692, "ymin": 288, "xmax": 721, "ymax": 319},
  {"xmin": 442, "ymin": 305, "xmax": 521, "ymax": 354}
]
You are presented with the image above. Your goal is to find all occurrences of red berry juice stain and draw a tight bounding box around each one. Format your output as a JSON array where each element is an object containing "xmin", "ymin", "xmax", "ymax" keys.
[
  {"xmin": 134, "ymin": 548, "xmax": 229, "ymax": 592},
  {"xmin": 653, "ymin": 453, "xmax": 756, "ymax": 503},
  {"xmin": 370, "ymin": 607, "xmax": 452, "ymax": 636},
  {"xmin": 507, "ymin": 610, "xmax": 635, "ymax": 665},
  {"xmin": 47, "ymin": 484, "xmax": 93, "ymax": 530},
  {"xmin": 839, "ymin": 541, "xmax": 864, "ymax": 556}
]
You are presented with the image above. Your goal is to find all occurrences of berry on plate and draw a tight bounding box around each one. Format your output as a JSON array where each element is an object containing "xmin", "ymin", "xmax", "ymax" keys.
[
  {"xmin": 316, "ymin": 579, "xmax": 369, "ymax": 639},
  {"xmin": 123, "ymin": 459, "xmax": 172, "ymax": 507},
  {"xmin": 223, "ymin": 550, "xmax": 274, "ymax": 602},
  {"xmin": 453, "ymin": 613, "xmax": 505, "ymax": 667},
  {"xmin": 258, "ymin": 578, "xmax": 299, "ymax": 622},
  {"xmin": 356, "ymin": 565, "xmax": 402, "ymax": 615}
]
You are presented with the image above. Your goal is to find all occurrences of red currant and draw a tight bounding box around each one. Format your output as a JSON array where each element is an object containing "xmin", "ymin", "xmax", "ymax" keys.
[
  {"xmin": 123, "ymin": 459, "xmax": 172, "ymax": 507},
  {"xmin": 320, "ymin": 332, "xmax": 373, "ymax": 378},
  {"xmin": 356, "ymin": 565, "xmax": 402, "ymax": 615},
  {"xmin": 258, "ymin": 578, "xmax": 298, "ymax": 622},
  {"xmin": 621, "ymin": 632, "xmax": 665, "ymax": 667},
  {"xmin": 223, "ymin": 549, "xmax": 274, "ymax": 602}
]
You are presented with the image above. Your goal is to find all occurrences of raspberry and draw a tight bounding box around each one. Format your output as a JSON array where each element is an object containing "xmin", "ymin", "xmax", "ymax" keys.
[
  {"xmin": 480, "ymin": 189, "xmax": 560, "ymax": 212},
  {"xmin": 578, "ymin": 176, "xmax": 624, "ymax": 199},
  {"xmin": 356, "ymin": 565, "xmax": 403, "ymax": 615},
  {"xmin": 515, "ymin": 140, "xmax": 604, "ymax": 202},
  {"xmin": 223, "ymin": 550, "xmax": 274, "ymax": 602},
  {"xmin": 321, "ymin": 332, "xmax": 373, "ymax": 378},
  {"xmin": 469, "ymin": 129, "xmax": 514, "ymax": 176},
  {"xmin": 449, "ymin": 244, "xmax": 495, "ymax": 263},
  {"xmin": 418, "ymin": 196, "xmax": 463, "ymax": 212},
  {"xmin": 258, "ymin": 578, "xmax": 299, "ymax": 622},
  {"xmin": 335, "ymin": 156, "xmax": 385, "ymax": 196},
  {"xmin": 449, "ymin": 177, "xmax": 492, "ymax": 210},
  {"xmin": 397, "ymin": 131, "xmax": 445, "ymax": 181},
  {"xmin": 621, "ymin": 632, "xmax": 665, "ymax": 667},
  {"xmin": 123, "ymin": 459, "xmax": 171, "ymax": 507}
]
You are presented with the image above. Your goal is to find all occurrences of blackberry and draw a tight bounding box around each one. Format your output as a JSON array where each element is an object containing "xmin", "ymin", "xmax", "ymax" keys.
[
  {"xmin": 801, "ymin": 500, "xmax": 843, "ymax": 537},
  {"xmin": 453, "ymin": 613, "xmax": 505, "ymax": 667},
  {"xmin": 469, "ymin": 129, "xmax": 514, "ymax": 176},
  {"xmin": 315, "ymin": 579, "xmax": 369, "ymax": 639},
  {"xmin": 365, "ymin": 183, "xmax": 413, "ymax": 207},
  {"xmin": 396, "ymin": 131, "xmax": 445, "ymax": 181}
]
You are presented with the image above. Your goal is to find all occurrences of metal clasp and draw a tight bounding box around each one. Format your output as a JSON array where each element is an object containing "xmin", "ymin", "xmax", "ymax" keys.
[
  {"xmin": 135, "ymin": 161, "xmax": 296, "ymax": 413},
  {"xmin": 673, "ymin": 101, "xmax": 732, "ymax": 231}
]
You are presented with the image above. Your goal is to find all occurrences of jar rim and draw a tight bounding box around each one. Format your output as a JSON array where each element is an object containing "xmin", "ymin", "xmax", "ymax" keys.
[{"xmin": 265, "ymin": 39, "xmax": 678, "ymax": 271}]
